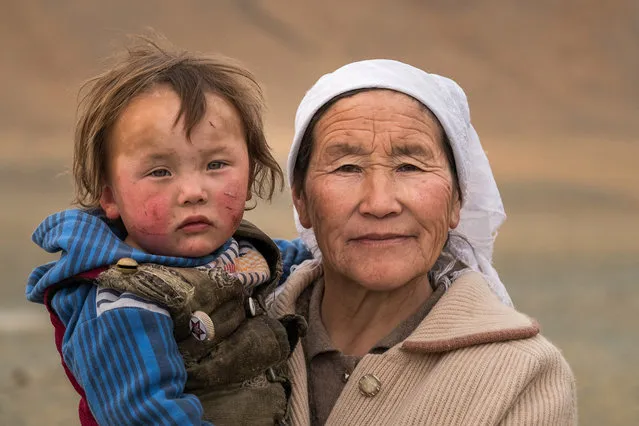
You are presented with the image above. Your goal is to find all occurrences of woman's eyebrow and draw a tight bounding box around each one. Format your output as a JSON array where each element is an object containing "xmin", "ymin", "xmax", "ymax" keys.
[
  {"xmin": 324, "ymin": 142, "xmax": 366, "ymax": 159},
  {"xmin": 391, "ymin": 142, "xmax": 435, "ymax": 160}
]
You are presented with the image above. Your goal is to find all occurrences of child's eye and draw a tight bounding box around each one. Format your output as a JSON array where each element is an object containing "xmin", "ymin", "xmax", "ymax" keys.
[
  {"xmin": 150, "ymin": 169, "xmax": 171, "ymax": 177},
  {"xmin": 207, "ymin": 161, "xmax": 226, "ymax": 170}
]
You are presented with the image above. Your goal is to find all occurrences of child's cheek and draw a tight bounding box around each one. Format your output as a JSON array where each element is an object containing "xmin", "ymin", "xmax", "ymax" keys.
[
  {"xmin": 218, "ymin": 183, "xmax": 247, "ymax": 229},
  {"xmin": 129, "ymin": 193, "xmax": 172, "ymax": 236}
]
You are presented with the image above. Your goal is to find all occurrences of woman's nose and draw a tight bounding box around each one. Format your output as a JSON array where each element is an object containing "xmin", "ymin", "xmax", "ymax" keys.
[
  {"xmin": 358, "ymin": 172, "xmax": 401, "ymax": 218},
  {"xmin": 178, "ymin": 178, "xmax": 208, "ymax": 205}
]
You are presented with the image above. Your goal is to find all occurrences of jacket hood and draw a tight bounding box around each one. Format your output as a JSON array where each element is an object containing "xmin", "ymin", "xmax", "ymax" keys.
[{"xmin": 26, "ymin": 209, "xmax": 220, "ymax": 304}]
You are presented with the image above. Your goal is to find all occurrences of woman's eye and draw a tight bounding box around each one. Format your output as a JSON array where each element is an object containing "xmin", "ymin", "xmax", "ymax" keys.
[
  {"xmin": 207, "ymin": 161, "xmax": 226, "ymax": 170},
  {"xmin": 397, "ymin": 163, "xmax": 422, "ymax": 172},
  {"xmin": 150, "ymin": 169, "xmax": 171, "ymax": 177},
  {"xmin": 335, "ymin": 164, "xmax": 361, "ymax": 173}
]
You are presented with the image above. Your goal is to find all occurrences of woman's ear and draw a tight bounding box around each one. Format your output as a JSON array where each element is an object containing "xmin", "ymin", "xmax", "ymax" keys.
[
  {"xmin": 448, "ymin": 190, "xmax": 461, "ymax": 229},
  {"xmin": 292, "ymin": 186, "xmax": 312, "ymax": 229},
  {"xmin": 99, "ymin": 186, "xmax": 121, "ymax": 220}
]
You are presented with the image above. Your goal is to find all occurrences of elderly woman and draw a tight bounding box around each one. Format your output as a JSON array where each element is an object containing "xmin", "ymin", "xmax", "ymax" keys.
[{"xmin": 272, "ymin": 60, "xmax": 576, "ymax": 425}]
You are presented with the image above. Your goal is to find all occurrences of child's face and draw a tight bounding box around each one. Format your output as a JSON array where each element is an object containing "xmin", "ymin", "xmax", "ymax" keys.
[{"xmin": 100, "ymin": 84, "xmax": 251, "ymax": 257}]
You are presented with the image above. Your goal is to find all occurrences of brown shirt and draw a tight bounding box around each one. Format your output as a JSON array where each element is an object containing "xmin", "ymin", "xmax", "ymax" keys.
[{"xmin": 297, "ymin": 279, "xmax": 445, "ymax": 426}]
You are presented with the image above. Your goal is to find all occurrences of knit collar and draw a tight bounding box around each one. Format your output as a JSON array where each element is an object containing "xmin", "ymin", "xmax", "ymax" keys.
[
  {"xmin": 401, "ymin": 271, "xmax": 539, "ymax": 353},
  {"xmin": 272, "ymin": 261, "xmax": 538, "ymax": 354}
]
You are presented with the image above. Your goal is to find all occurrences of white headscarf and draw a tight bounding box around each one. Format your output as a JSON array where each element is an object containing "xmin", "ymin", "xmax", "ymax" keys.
[{"xmin": 287, "ymin": 59, "xmax": 512, "ymax": 306}]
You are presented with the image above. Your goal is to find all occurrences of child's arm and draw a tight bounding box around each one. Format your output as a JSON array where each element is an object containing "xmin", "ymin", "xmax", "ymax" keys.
[
  {"xmin": 57, "ymin": 287, "xmax": 212, "ymax": 425},
  {"xmin": 274, "ymin": 238, "xmax": 313, "ymax": 284}
]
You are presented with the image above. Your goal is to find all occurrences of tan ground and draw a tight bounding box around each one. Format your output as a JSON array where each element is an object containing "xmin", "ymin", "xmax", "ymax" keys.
[{"xmin": 1, "ymin": 1, "xmax": 637, "ymax": 424}]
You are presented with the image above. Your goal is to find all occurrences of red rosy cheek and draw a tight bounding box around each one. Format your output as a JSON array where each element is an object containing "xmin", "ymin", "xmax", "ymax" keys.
[
  {"xmin": 129, "ymin": 194, "xmax": 172, "ymax": 236},
  {"xmin": 146, "ymin": 198, "xmax": 172, "ymax": 232}
]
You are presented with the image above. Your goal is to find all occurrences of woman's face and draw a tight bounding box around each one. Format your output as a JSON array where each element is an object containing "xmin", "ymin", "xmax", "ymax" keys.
[{"xmin": 293, "ymin": 90, "xmax": 461, "ymax": 291}]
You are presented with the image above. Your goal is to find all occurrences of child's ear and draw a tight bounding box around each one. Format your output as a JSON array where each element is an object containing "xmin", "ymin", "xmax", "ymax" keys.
[
  {"xmin": 99, "ymin": 186, "xmax": 121, "ymax": 220},
  {"xmin": 246, "ymin": 167, "xmax": 254, "ymax": 202}
]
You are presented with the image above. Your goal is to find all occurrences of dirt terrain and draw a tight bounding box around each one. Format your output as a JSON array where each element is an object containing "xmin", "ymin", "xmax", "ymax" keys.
[{"xmin": 1, "ymin": 1, "xmax": 637, "ymax": 424}]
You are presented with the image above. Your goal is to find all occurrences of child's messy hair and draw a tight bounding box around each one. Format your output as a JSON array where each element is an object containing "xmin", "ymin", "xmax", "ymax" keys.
[{"xmin": 73, "ymin": 36, "xmax": 283, "ymax": 209}]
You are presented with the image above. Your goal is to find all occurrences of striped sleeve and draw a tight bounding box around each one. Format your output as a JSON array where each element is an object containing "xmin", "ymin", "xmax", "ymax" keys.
[
  {"xmin": 274, "ymin": 238, "xmax": 313, "ymax": 284},
  {"xmin": 61, "ymin": 292, "xmax": 212, "ymax": 425},
  {"xmin": 95, "ymin": 287, "xmax": 170, "ymax": 318}
]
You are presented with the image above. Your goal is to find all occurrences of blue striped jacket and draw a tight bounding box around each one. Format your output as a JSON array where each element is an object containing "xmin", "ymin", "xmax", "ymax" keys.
[{"xmin": 27, "ymin": 209, "xmax": 309, "ymax": 425}]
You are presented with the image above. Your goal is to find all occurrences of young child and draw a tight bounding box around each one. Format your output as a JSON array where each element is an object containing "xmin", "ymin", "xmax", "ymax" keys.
[{"xmin": 26, "ymin": 39, "xmax": 307, "ymax": 425}]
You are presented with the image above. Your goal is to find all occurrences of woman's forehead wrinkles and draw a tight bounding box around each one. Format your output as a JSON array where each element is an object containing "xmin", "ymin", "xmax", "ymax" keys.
[
  {"xmin": 317, "ymin": 118, "xmax": 439, "ymax": 148},
  {"xmin": 317, "ymin": 114, "xmax": 435, "ymax": 141},
  {"xmin": 320, "ymin": 99, "xmax": 437, "ymax": 133},
  {"xmin": 311, "ymin": 91, "xmax": 445, "ymax": 166},
  {"xmin": 318, "ymin": 117, "xmax": 373, "ymax": 136}
]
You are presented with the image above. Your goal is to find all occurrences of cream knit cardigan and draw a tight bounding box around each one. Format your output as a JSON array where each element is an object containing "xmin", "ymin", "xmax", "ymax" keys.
[{"xmin": 271, "ymin": 261, "xmax": 577, "ymax": 425}]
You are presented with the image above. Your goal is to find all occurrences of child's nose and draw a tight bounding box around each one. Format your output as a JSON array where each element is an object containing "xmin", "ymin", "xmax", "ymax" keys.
[{"xmin": 179, "ymin": 180, "xmax": 208, "ymax": 205}]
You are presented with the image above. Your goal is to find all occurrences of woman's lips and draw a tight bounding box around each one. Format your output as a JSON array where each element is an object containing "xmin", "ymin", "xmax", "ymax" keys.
[{"xmin": 350, "ymin": 234, "xmax": 413, "ymax": 246}]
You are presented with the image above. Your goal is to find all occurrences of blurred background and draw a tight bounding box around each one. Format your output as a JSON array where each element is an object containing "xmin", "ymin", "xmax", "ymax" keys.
[{"xmin": 1, "ymin": 1, "xmax": 637, "ymax": 424}]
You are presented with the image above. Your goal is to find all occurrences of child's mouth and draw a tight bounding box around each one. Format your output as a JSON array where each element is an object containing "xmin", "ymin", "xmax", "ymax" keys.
[
  {"xmin": 178, "ymin": 216, "xmax": 212, "ymax": 233},
  {"xmin": 180, "ymin": 222, "xmax": 211, "ymax": 233}
]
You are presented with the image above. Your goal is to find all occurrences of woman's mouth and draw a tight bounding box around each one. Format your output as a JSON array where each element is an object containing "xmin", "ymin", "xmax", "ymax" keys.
[{"xmin": 350, "ymin": 233, "xmax": 413, "ymax": 246}]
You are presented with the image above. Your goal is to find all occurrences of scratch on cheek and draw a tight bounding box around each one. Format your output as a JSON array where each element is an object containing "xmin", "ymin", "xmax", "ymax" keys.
[
  {"xmin": 220, "ymin": 184, "xmax": 245, "ymax": 228},
  {"xmin": 224, "ymin": 191, "xmax": 238, "ymax": 199}
]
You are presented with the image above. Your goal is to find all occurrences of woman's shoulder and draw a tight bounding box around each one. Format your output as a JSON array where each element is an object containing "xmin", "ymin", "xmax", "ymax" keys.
[
  {"xmin": 405, "ymin": 271, "xmax": 570, "ymax": 363},
  {"xmin": 444, "ymin": 271, "xmax": 573, "ymax": 376},
  {"xmin": 403, "ymin": 272, "xmax": 575, "ymax": 420},
  {"xmin": 500, "ymin": 329, "xmax": 574, "ymax": 380}
]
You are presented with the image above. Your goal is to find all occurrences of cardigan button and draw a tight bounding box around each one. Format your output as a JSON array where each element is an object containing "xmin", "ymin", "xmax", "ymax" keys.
[
  {"xmin": 358, "ymin": 374, "xmax": 381, "ymax": 397},
  {"xmin": 246, "ymin": 297, "xmax": 257, "ymax": 317},
  {"xmin": 190, "ymin": 311, "xmax": 215, "ymax": 342},
  {"xmin": 116, "ymin": 258, "xmax": 138, "ymax": 274}
]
